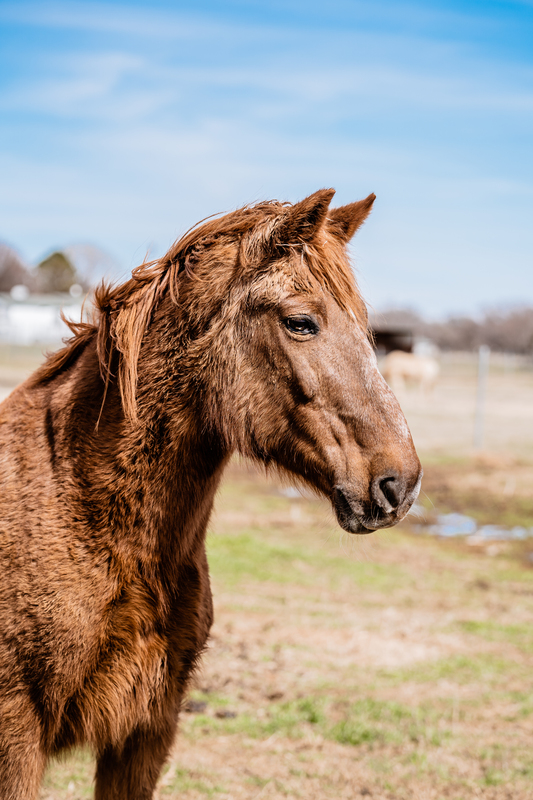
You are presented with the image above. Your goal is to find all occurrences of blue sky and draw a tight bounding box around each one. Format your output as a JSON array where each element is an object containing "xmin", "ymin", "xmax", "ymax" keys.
[{"xmin": 0, "ymin": 0, "xmax": 531, "ymax": 316}]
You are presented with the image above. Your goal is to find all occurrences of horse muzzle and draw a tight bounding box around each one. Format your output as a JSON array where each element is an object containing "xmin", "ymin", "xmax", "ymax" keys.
[{"xmin": 332, "ymin": 469, "xmax": 422, "ymax": 534}]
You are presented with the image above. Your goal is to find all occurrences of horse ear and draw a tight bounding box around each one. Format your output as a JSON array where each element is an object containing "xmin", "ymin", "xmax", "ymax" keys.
[
  {"xmin": 274, "ymin": 188, "xmax": 336, "ymax": 246},
  {"xmin": 328, "ymin": 193, "xmax": 376, "ymax": 243}
]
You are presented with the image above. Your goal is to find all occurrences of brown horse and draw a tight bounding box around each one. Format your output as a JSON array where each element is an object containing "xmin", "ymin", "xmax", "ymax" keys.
[{"xmin": 0, "ymin": 189, "xmax": 421, "ymax": 799}]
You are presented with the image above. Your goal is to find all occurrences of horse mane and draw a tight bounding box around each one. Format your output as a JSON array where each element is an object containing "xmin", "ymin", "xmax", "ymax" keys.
[{"xmin": 31, "ymin": 198, "xmax": 366, "ymax": 420}]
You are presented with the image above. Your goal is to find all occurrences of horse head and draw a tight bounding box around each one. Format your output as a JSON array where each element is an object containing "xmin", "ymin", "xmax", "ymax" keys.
[{"xmin": 176, "ymin": 189, "xmax": 422, "ymax": 533}]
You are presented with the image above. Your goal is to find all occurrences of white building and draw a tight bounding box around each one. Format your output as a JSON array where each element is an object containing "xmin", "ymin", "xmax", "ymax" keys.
[{"xmin": 0, "ymin": 292, "xmax": 83, "ymax": 346}]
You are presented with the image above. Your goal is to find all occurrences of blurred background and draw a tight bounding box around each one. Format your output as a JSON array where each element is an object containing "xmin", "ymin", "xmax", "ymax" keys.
[{"xmin": 1, "ymin": 1, "xmax": 533, "ymax": 798}]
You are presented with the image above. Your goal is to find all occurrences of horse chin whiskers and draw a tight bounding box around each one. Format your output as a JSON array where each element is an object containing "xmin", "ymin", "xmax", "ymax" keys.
[
  {"xmin": 332, "ymin": 486, "xmax": 369, "ymax": 534},
  {"xmin": 336, "ymin": 511, "xmax": 376, "ymax": 535}
]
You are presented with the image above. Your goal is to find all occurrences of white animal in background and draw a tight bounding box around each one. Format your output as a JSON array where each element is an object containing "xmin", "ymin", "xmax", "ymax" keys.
[{"xmin": 380, "ymin": 350, "xmax": 440, "ymax": 396}]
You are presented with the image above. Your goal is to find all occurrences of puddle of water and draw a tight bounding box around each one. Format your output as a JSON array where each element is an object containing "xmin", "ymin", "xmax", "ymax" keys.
[
  {"xmin": 428, "ymin": 513, "xmax": 476, "ymax": 538},
  {"xmin": 408, "ymin": 506, "xmax": 533, "ymax": 541}
]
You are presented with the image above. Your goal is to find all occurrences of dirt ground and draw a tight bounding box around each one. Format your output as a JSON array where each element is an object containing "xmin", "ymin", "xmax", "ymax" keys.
[{"xmin": 0, "ymin": 345, "xmax": 532, "ymax": 798}]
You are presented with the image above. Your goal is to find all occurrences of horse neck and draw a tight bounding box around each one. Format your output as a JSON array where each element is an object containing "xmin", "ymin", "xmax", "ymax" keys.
[{"xmin": 57, "ymin": 327, "xmax": 229, "ymax": 573}]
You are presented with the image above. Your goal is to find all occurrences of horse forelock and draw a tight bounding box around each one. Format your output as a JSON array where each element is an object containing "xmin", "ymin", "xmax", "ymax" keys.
[
  {"xmin": 31, "ymin": 197, "xmax": 367, "ymax": 420},
  {"xmin": 299, "ymin": 238, "xmax": 368, "ymax": 328}
]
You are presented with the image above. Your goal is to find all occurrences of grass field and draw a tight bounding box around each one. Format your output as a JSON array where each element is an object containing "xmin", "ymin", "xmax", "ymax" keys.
[{"xmin": 0, "ymin": 345, "xmax": 532, "ymax": 799}]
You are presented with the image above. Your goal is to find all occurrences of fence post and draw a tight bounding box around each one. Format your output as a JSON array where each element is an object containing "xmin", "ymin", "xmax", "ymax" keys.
[{"xmin": 473, "ymin": 345, "xmax": 490, "ymax": 450}]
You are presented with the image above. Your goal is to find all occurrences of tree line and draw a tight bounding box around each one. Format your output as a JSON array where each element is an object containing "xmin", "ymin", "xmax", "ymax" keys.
[{"xmin": 373, "ymin": 306, "xmax": 533, "ymax": 355}]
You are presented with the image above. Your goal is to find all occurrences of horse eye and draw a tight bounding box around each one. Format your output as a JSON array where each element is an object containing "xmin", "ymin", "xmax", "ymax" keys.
[{"xmin": 283, "ymin": 316, "xmax": 318, "ymax": 336}]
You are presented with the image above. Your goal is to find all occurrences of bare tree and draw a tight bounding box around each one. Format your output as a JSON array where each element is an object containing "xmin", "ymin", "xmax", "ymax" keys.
[
  {"xmin": 0, "ymin": 243, "xmax": 32, "ymax": 292},
  {"xmin": 376, "ymin": 306, "xmax": 533, "ymax": 355}
]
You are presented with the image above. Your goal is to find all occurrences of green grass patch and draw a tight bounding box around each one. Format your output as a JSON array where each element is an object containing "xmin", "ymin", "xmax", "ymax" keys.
[
  {"xmin": 489, "ymin": 563, "xmax": 533, "ymax": 585},
  {"xmin": 42, "ymin": 749, "xmax": 94, "ymax": 797},
  {"xmin": 329, "ymin": 698, "xmax": 449, "ymax": 748},
  {"xmin": 456, "ymin": 619, "xmax": 533, "ymax": 653},
  {"xmin": 185, "ymin": 693, "xmax": 450, "ymax": 751},
  {"xmin": 207, "ymin": 529, "xmax": 407, "ymax": 592},
  {"xmin": 477, "ymin": 745, "xmax": 533, "ymax": 787},
  {"xmin": 161, "ymin": 766, "xmax": 225, "ymax": 796},
  {"xmin": 508, "ymin": 690, "xmax": 533, "ymax": 718},
  {"xmin": 381, "ymin": 653, "xmax": 519, "ymax": 687},
  {"xmin": 186, "ymin": 696, "xmax": 325, "ymax": 740}
]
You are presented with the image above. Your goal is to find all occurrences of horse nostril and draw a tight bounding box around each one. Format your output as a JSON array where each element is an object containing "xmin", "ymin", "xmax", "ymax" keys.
[
  {"xmin": 380, "ymin": 476, "xmax": 401, "ymax": 508},
  {"xmin": 372, "ymin": 475, "xmax": 403, "ymax": 513}
]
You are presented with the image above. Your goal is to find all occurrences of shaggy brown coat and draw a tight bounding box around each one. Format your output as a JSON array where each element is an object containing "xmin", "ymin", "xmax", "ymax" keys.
[{"xmin": 0, "ymin": 190, "xmax": 421, "ymax": 799}]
